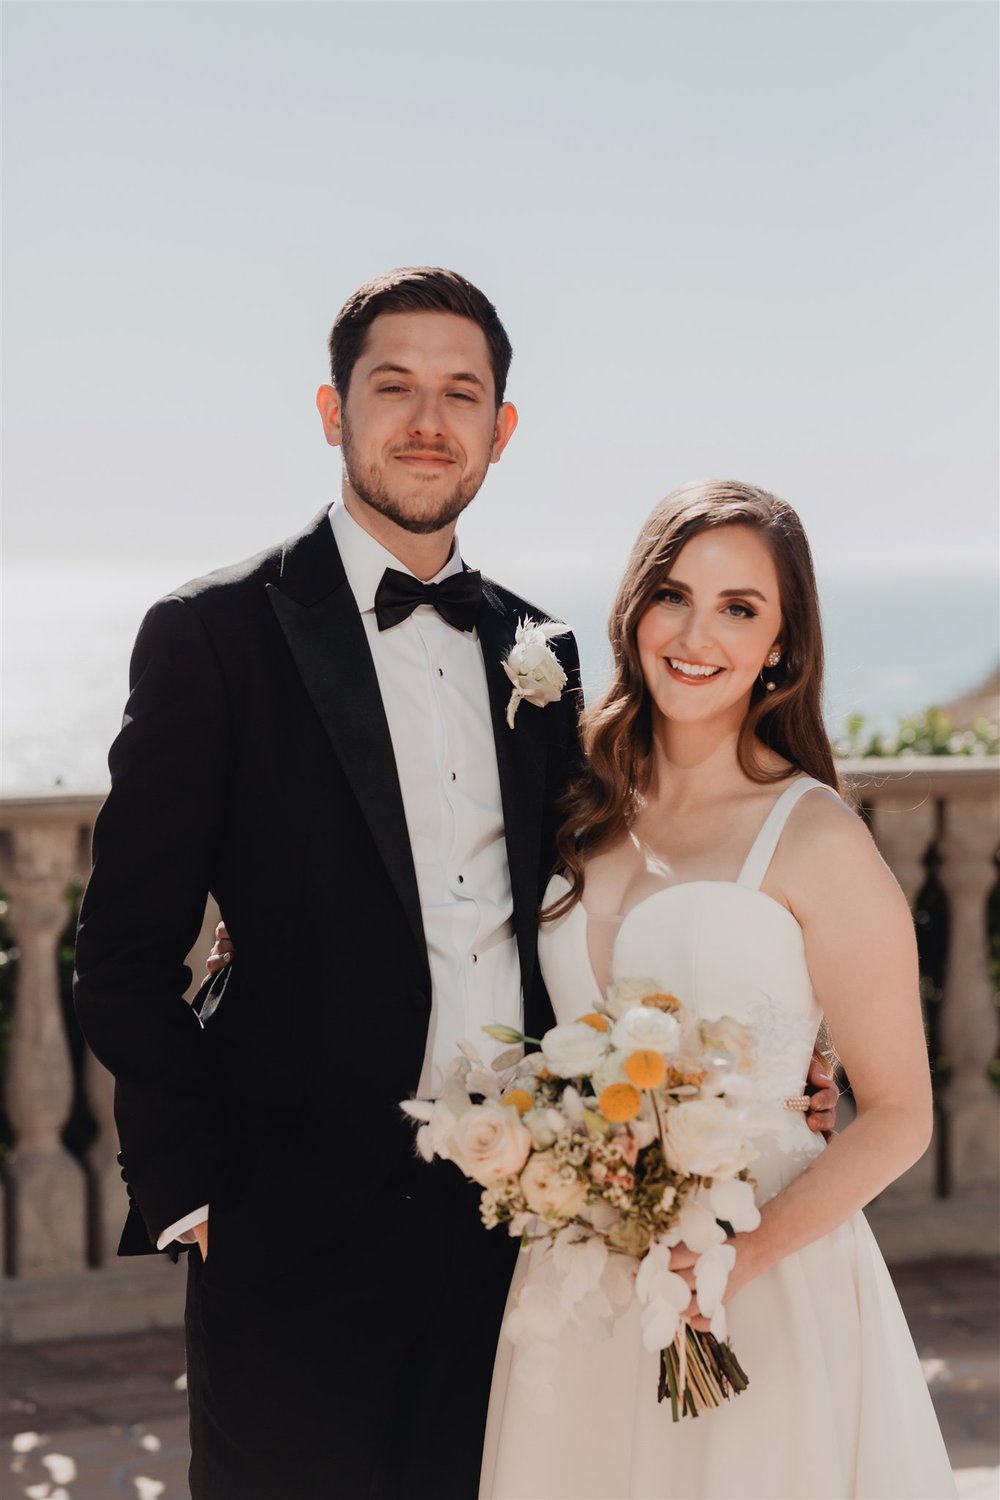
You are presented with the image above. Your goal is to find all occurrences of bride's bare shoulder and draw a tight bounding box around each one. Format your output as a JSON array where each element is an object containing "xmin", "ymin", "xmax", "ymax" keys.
[{"xmin": 773, "ymin": 780, "xmax": 897, "ymax": 912}]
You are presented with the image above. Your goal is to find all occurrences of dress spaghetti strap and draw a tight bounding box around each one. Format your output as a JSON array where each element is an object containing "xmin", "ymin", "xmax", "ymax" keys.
[{"xmin": 735, "ymin": 776, "xmax": 832, "ymax": 891}]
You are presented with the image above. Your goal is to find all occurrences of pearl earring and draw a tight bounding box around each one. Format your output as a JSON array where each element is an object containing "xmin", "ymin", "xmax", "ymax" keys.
[
  {"xmin": 762, "ymin": 649, "xmax": 782, "ymax": 692},
  {"xmin": 766, "ymin": 649, "xmax": 781, "ymax": 667}
]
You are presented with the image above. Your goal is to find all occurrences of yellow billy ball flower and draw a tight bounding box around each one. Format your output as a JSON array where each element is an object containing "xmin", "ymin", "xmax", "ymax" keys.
[
  {"xmin": 576, "ymin": 1012, "xmax": 610, "ymax": 1033},
  {"xmin": 624, "ymin": 1049, "xmax": 667, "ymax": 1090},
  {"xmin": 598, "ymin": 1083, "xmax": 642, "ymax": 1123},
  {"xmin": 503, "ymin": 1089, "xmax": 534, "ymax": 1115}
]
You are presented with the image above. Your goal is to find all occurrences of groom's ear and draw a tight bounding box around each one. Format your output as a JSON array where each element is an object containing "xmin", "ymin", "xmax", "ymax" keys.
[
  {"xmin": 316, "ymin": 385, "xmax": 344, "ymax": 449},
  {"xmin": 490, "ymin": 401, "xmax": 518, "ymax": 464}
]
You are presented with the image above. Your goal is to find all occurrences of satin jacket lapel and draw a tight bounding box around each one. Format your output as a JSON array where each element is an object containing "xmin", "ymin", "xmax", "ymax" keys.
[
  {"xmin": 266, "ymin": 515, "xmax": 428, "ymax": 977},
  {"xmin": 477, "ymin": 585, "xmax": 549, "ymax": 1004}
]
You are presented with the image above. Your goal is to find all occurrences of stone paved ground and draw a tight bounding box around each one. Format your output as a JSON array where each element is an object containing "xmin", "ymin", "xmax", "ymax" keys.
[{"xmin": 2, "ymin": 1259, "xmax": 997, "ymax": 1499}]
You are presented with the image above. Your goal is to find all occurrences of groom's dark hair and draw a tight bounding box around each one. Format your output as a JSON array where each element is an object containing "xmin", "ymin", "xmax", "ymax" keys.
[{"xmin": 328, "ymin": 267, "xmax": 513, "ymax": 406}]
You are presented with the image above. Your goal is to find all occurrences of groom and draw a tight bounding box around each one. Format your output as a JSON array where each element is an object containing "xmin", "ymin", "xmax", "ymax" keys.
[{"xmin": 73, "ymin": 268, "xmax": 584, "ymax": 1500}]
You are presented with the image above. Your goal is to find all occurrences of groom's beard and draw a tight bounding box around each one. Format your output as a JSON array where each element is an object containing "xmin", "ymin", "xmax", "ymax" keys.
[{"xmin": 340, "ymin": 417, "xmax": 490, "ymax": 536}]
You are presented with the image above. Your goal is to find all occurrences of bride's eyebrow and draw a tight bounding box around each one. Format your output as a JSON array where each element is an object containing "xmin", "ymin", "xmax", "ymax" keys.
[{"xmin": 658, "ymin": 577, "xmax": 769, "ymax": 604}]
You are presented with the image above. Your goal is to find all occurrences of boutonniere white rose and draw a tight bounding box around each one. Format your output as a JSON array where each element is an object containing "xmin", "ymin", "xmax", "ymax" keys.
[{"xmin": 502, "ymin": 616, "xmax": 568, "ymax": 728}]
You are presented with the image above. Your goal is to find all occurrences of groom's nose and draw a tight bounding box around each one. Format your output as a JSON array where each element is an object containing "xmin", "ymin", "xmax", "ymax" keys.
[{"xmin": 407, "ymin": 390, "xmax": 447, "ymax": 440}]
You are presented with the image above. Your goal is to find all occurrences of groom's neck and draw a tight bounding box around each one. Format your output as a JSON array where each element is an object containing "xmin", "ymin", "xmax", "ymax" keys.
[{"xmin": 342, "ymin": 493, "xmax": 457, "ymax": 581}]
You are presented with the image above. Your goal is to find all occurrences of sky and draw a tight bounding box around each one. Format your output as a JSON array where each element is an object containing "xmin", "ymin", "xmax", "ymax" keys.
[{"xmin": 4, "ymin": 0, "xmax": 998, "ymax": 610}]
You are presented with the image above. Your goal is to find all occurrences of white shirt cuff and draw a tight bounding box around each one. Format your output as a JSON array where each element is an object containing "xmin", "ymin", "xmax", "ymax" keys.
[{"xmin": 156, "ymin": 1204, "xmax": 209, "ymax": 1251}]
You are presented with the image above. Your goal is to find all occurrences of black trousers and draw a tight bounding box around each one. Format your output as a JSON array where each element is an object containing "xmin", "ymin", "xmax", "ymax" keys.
[{"xmin": 185, "ymin": 1157, "xmax": 519, "ymax": 1500}]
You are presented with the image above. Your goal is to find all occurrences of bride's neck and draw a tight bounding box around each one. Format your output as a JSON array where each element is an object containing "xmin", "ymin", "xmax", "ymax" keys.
[{"xmin": 644, "ymin": 717, "xmax": 745, "ymax": 812}]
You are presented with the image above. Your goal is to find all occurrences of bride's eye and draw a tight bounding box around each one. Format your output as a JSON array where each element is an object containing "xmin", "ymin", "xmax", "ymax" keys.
[
  {"xmin": 724, "ymin": 601, "xmax": 757, "ymax": 619},
  {"xmin": 653, "ymin": 588, "xmax": 686, "ymax": 606}
]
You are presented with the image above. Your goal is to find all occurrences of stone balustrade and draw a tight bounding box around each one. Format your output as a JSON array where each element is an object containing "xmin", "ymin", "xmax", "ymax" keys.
[{"xmin": 0, "ymin": 762, "xmax": 997, "ymax": 1340}]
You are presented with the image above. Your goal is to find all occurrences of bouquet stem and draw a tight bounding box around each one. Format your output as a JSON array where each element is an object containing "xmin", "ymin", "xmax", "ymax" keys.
[{"xmin": 658, "ymin": 1327, "xmax": 749, "ymax": 1421}]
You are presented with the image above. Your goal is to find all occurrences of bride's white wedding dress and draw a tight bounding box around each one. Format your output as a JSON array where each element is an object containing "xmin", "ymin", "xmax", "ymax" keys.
[{"xmin": 481, "ymin": 777, "xmax": 957, "ymax": 1500}]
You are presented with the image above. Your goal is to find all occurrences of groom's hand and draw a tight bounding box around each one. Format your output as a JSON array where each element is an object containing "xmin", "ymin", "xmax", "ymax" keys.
[
  {"xmin": 193, "ymin": 1219, "xmax": 209, "ymax": 1263},
  {"xmin": 805, "ymin": 1054, "xmax": 839, "ymax": 1139}
]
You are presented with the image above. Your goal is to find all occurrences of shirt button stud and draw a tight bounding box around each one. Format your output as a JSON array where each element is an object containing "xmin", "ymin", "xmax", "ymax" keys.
[
  {"xmin": 437, "ymin": 668, "xmax": 444, "ymax": 677},
  {"xmin": 457, "ymin": 874, "xmax": 464, "ymax": 884},
  {"xmin": 450, "ymin": 771, "xmax": 457, "ymax": 782},
  {"xmin": 471, "ymin": 953, "xmax": 478, "ymax": 964}
]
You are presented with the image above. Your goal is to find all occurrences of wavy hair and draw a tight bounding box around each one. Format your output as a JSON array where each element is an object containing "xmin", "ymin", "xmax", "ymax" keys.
[{"xmin": 547, "ymin": 480, "xmax": 840, "ymax": 918}]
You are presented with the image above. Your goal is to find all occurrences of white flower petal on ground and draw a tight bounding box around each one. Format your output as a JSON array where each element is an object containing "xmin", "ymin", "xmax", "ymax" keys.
[{"xmin": 708, "ymin": 1176, "xmax": 761, "ymax": 1232}]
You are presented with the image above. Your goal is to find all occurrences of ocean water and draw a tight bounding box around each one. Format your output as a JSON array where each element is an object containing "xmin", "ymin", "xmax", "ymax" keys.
[{"xmin": 2, "ymin": 567, "xmax": 997, "ymax": 795}]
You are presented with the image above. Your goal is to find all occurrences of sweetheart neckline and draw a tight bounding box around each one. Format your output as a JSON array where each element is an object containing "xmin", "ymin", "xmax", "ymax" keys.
[
  {"xmin": 544, "ymin": 872, "xmax": 804, "ymax": 942},
  {"xmin": 541, "ymin": 875, "xmax": 806, "ymax": 1013}
]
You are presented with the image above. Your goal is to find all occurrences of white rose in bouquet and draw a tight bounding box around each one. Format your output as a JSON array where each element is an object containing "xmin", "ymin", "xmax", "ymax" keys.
[
  {"xmin": 541, "ymin": 1021, "xmax": 610, "ymax": 1078},
  {"xmin": 610, "ymin": 1004, "xmax": 681, "ymax": 1056},
  {"xmin": 447, "ymin": 1100, "xmax": 533, "ymax": 1185},
  {"xmin": 662, "ymin": 1097, "xmax": 758, "ymax": 1180},
  {"xmin": 520, "ymin": 1151, "xmax": 589, "ymax": 1221}
]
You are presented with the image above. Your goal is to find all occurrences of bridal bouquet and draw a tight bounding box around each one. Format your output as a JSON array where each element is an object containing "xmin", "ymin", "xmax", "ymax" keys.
[{"xmin": 401, "ymin": 980, "xmax": 781, "ymax": 1421}]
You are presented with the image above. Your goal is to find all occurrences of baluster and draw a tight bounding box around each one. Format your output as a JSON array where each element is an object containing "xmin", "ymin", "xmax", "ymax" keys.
[
  {"xmin": 938, "ymin": 792, "xmax": 1000, "ymax": 1194},
  {"xmin": 867, "ymin": 787, "xmax": 939, "ymax": 1200},
  {"xmin": 1, "ymin": 823, "xmax": 86, "ymax": 1274}
]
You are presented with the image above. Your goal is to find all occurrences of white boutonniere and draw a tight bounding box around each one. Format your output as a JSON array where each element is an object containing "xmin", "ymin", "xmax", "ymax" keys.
[{"xmin": 502, "ymin": 616, "xmax": 568, "ymax": 728}]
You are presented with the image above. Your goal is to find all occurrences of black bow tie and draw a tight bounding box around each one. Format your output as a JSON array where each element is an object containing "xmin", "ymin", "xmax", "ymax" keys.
[{"xmin": 374, "ymin": 566, "xmax": 483, "ymax": 633}]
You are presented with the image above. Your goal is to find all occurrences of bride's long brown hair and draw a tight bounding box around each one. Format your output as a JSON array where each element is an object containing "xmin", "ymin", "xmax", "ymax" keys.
[{"xmin": 547, "ymin": 480, "xmax": 839, "ymax": 919}]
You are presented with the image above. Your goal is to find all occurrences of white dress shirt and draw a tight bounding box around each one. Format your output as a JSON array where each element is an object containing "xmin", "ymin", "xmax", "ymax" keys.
[{"xmin": 159, "ymin": 500, "xmax": 523, "ymax": 1248}]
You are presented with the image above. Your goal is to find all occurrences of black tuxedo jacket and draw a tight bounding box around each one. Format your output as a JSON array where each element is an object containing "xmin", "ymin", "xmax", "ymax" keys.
[{"xmin": 74, "ymin": 510, "xmax": 582, "ymax": 1262}]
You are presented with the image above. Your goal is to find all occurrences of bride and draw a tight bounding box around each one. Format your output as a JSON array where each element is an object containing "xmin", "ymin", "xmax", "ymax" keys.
[
  {"xmin": 209, "ymin": 479, "xmax": 956, "ymax": 1499},
  {"xmin": 481, "ymin": 480, "xmax": 956, "ymax": 1499}
]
